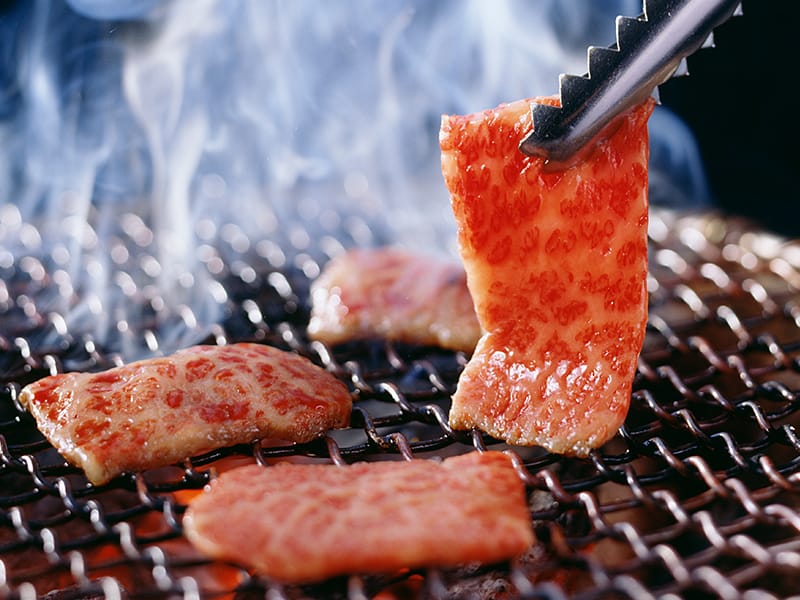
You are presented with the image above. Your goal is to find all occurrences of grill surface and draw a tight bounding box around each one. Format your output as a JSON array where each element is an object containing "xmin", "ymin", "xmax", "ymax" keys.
[{"xmin": 3, "ymin": 207, "xmax": 800, "ymax": 599}]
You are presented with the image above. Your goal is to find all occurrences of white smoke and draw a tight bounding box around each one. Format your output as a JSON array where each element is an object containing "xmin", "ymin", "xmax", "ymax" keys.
[{"xmin": 0, "ymin": 0, "xmax": 709, "ymax": 358}]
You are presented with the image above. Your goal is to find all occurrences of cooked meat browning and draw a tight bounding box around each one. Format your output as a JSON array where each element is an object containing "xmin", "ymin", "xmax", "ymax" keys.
[
  {"xmin": 307, "ymin": 247, "xmax": 481, "ymax": 352},
  {"xmin": 18, "ymin": 343, "xmax": 352, "ymax": 484},
  {"xmin": 440, "ymin": 96, "xmax": 653, "ymax": 455},
  {"xmin": 183, "ymin": 451, "xmax": 533, "ymax": 583}
]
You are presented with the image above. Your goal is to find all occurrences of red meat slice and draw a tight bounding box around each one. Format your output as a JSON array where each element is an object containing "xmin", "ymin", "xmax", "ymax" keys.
[
  {"xmin": 19, "ymin": 343, "xmax": 352, "ymax": 484},
  {"xmin": 440, "ymin": 96, "xmax": 654, "ymax": 455},
  {"xmin": 183, "ymin": 451, "xmax": 533, "ymax": 583},
  {"xmin": 307, "ymin": 247, "xmax": 481, "ymax": 352}
]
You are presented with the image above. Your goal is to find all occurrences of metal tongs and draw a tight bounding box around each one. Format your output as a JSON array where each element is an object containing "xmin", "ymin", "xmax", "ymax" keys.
[{"xmin": 519, "ymin": 0, "xmax": 742, "ymax": 168}]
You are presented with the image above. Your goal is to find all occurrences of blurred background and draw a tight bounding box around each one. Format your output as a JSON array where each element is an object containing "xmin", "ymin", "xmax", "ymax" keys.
[
  {"xmin": 0, "ymin": 0, "xmax": 731, "ymax": 243},
  {"xmin": 0, "ymin": 0, "xmax": 795, "ymax": 353},
  {"xmin": 2, "ymin": 0, "xmax": 791, "ymax": 237},
  {"xmin": 657, "ymin": 0, "xmax": 799, "ymax": 239}
]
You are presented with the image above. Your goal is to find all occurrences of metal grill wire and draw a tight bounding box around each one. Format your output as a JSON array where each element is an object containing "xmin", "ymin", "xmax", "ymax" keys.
[{"xmin": 3, "ymin": 208, "xmax": 800, "ymax": 599}]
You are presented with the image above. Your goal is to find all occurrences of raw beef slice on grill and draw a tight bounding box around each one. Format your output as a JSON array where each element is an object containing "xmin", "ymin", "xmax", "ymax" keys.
[
  {"xmin": 18, "ymin": 343, "xmax": 352, "ymax": 485},
  {"xmin": 183, "ymin": 451, "xmax": 534, "ymax": 583},
  {"xmin": 307, "ymin": 246, "xmax": 481, "ymax": 352},
  {"xmin": 440, "ymin": 96, "xmax": 653, "ymax": 455}
]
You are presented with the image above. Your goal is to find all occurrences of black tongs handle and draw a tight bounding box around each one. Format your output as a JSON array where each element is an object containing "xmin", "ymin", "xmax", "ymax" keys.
[{"xmin": 519, "ymin": 0, "xmax": 742, "ymax": 168}]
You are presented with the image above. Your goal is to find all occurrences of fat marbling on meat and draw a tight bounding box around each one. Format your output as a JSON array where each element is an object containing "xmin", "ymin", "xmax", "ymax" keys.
[
  {"xmin": 440, "ymin": 96, "xmax": 653, "ymax": 455},
  {"xmin": 307, "ymin": 247, "xmax": 481, "ymax": 352},
  {"xmin": 183, "ymin": 450, "xmax": 533, "ymax": 583},
  {"xmin": 19, "ymin": 343, "xmax": 352, "ymax": 484}
]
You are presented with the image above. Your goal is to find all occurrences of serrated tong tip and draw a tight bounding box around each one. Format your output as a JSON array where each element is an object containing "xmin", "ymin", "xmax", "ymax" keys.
[{"xmin": 519, "ymin": 0, "xmax": 742, "ymax": 168}]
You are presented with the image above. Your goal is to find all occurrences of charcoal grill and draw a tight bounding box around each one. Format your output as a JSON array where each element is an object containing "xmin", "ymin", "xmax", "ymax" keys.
[{"xmin": 3, "ymin": 205, "xmax": 800, "ymax": 599}]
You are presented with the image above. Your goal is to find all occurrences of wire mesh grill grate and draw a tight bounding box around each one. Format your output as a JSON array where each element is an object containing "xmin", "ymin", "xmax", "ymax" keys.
[{"xmin": 2, "ymin": 209, "xmax": 800, "ymax": 599}]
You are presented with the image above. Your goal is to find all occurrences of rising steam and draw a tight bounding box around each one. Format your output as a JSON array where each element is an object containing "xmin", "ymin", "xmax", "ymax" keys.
[{"xmin": 0, "ymin": 0, "xmax": 709, "ymax": 358}]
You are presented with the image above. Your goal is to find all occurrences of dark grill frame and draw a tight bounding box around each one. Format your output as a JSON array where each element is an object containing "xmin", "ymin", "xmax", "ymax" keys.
[{"xmin": 2, "ymin": 209, "xmax": 800, "ymax": 599}]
